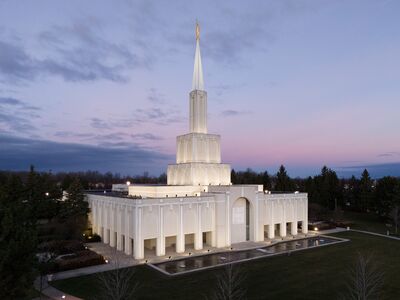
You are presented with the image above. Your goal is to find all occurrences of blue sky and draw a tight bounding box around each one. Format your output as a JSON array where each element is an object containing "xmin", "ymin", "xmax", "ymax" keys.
[{"xmin": 0, "ymin": 0, "xmax": 399, "ymax": 178}]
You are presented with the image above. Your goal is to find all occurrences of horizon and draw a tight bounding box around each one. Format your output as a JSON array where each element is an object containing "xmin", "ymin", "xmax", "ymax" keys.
[{"xmin": 1, "ymin": 0, "xmax": 399, "ymax": 178}]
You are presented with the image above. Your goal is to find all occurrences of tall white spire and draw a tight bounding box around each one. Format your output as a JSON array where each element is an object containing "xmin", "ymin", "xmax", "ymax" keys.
[{"xmin": 192, "ymin": 22, "xmax": 204, "ymax": 91}]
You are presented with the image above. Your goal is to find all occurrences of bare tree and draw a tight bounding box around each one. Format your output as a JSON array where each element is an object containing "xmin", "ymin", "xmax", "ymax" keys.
[
  {"xmin": 390, "ymin": 205, "xmax": 400, "ymax": 234},
  {"xmin": 341, "ymin": 253, "xmax": 384, "ymax": 300},
  {"xmin": 211, "ymin": 263, "xmax": 247, "ymax": 300},
  {"xmin": 96, "ymin": 250, "xmax": 139, "ymax": 300}
]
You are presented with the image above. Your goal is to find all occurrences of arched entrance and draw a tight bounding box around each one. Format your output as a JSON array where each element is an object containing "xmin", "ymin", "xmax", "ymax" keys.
[{"xmin": 231, "ymin": 197, "xmax": 250, "ymax": 243}]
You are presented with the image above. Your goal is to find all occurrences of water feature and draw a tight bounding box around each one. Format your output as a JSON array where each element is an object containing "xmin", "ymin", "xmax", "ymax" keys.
[{"xmin": 149, "ymin": 236, "xmax": 346, "ymax": 276}]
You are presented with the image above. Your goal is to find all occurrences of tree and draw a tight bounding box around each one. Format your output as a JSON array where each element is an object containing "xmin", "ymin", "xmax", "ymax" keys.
[
  {"xmin": 309, "ymin": 166, "xmax": 341, "ymax": 210},
  {"xmin": 261, "ymin": 171, "xmax": 272, "ymax": 190},
  {"xmin": 275, "ymin": 165, "xmax": 294, "ymax": 192},
  {"xmin": 231, "ymin": 169, "xmax": 237, "ymax": 184},
  {"xmin": 59, "ymin": 178, "xmax": 90, "ymax": 239},
  {"xmin": 389, "ymin": 181, "xmax": 400, "ymax": 234},
  {"xmin": 212, "ymin": 264, "xmax": 246, "ymax": 300},
  {"xmin": 359, "ymin": 169, "xmax": 373, "ymax": 212},
  {"xmin": 97, "ymin": 250, "xmax": 138, "ymax": 300},
  {"xmin": 374, "ymin": 176, "xmax": 398, "ymax": 216},
  {"xmin": 0, "ymin": 175, "xmax": 38, "ymax": 299},
  {"xmin": 341, "ymin": 253, "xmax": 384, "ymax": 300}
]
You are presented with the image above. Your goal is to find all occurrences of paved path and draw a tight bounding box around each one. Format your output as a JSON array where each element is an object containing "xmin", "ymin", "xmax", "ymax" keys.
[
  {"xmin": 350, "ymin": 229, "xmax": 400, "ymax": 240},
  {"xmin": 314, "ymin": 227, "xmax": 348, "ymax": 235}
]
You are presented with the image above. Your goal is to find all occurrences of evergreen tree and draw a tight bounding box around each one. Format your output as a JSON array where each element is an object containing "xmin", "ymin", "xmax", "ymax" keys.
[
  {"xmin": 275, "ymin": 165, "xmax": 294, "ymax": 192},
  {"xmin": 375, "ymin": 176, "xmax": 398, "ymax": 216},
  {"xmin": 262, "ymin": 171, "xmax": 272, "ymax": 190},
  {"xmin": 59, "ymin": 178, "xmax": 90, "ymax": 239},
  {"xmin": 0, "ymin": 175, "xmax": 37, "ymax": 299},
  {"xmin": 309, "ymin": 166, "xmax": 341, "ymax": 210},
  {"xmin": 231, "ymin": 169, "xmax": 237, "ymax": 184},
  {"xmin": 359, "ymin": 169, "xmax": 373, "ymax": 211},
  {"xmin": 391, "ymin": 182, "xmax": 400, "ymax": 234}
]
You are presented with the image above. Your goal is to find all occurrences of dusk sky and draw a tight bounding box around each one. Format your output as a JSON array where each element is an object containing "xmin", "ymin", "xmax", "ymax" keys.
[{"xmin": 0, "ymin": 0, "xmax": 399, "ymax": 178}]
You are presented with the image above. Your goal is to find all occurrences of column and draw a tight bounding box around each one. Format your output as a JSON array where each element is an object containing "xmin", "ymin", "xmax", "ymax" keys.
[
  {"xmin": 280, "ymin": 222, "xmax": 287, "ymax": 238},
  {"xmin": 110, "ymin": 206, "xmax": 116, "ymax": 247},
  {"xmin": 304, "ymin": 198, "xmax": 308, "ymax": 234},
  {"xmin": 211, "ymin": 203, "xmax": 217, "ymax": 247},
  {"xmin": 268, "ymin": 200, "xmax": 275, "ymax": 239},
  {"xmin": 117, "ymin": 206, "xmax": 123, "ymax": 251},
  {"xmin": 226, "ymin": 193, "xmax": 231, "ymax": 246},
  {"xmin": 134, "ymin": 207, "xmax": 144, "ymax": 259},
  {"xmin": 156, "ymin": 205, "xmax": 165, "ymax": 256},
  {"xmin": 280, "ymin": 200, "xmax": 286, "ymax": 238},
  {"xmin": 124, "ymin": 206, "xmax": 132, "ymax": 255},
  {"xmin": 176, "ymin": 203, "xmax": 185, "ymax": 253},
  {"xmin": 195, "ymin": 203, "xmax": 203, "ymax": 250},
  {"xmin": 291, "ymin": 221, "xmax": 298, "ymax": 236},
  {"xmin": 104, "ymin": 204, "xmax": 110, "ymax": 244},
  {"xmin": 91, "ymin": 202, "xmax": 97, "ymax": 234},
  {"xmin": 254, "ymin": 192, "xmax": 263, "ymax": 242},
  {"xmin": 302, "ymin": 220, "xmax": 308, "ymax": 234}
]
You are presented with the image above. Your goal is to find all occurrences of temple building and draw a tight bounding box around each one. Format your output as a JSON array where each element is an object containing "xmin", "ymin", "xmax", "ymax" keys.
[{"xmin": 87, "ymin": 23, "xmax": 308, "ymax": 260}]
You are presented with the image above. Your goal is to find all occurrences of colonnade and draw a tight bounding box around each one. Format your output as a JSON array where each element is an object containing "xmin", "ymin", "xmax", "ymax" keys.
[
  {"xmin": 88, "ymin": 189, "xmax": 308, "ymax": 260},
  {"xmin": 89, "ymin": 196, "xmax": 217, "ymax": 260}
]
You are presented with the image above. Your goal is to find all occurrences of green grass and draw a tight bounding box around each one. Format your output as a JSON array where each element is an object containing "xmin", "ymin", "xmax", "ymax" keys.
[
  {"xmin": 51, "ymin": 232, "xmax": 400, "ymax": 300},
  {"xmin": 341, "ymin": 211, "xmax": 397, "ymax": 235}
]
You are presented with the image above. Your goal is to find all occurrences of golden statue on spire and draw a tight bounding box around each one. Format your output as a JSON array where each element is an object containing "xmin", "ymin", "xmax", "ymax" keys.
[{"xmin": 196, "ymin": 21, "xmax": 200, "ymax": 40}]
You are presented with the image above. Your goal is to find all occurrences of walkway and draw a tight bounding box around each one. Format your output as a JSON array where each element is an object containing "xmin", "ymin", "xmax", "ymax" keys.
[{"xmin": 351, "ymin": 229, "xmax": 400, "ymax": 240}]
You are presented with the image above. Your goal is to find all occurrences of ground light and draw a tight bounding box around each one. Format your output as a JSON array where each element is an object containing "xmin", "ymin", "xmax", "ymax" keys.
[{"xmin": 314, "ymin": 227, "xmax": 319, "ymax": 231}]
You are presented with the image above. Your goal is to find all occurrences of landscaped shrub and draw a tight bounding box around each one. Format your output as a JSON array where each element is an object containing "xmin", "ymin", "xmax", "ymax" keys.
[
  {"xmin": 55, "ymin": 250, "xmax": 105, "ymax": 271},
  {"xmin": 38, "ymin": 240, "xmax": 85, "ymax": 255},
  {"xmin": 85, "ymin": 233, "xmax": 101, "ymax": 243}
]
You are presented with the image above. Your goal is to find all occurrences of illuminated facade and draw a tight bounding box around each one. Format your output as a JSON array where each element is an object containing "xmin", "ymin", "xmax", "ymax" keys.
[{"xmin": 87, "ymin": 23, "xmax": 308, "ymax": 260}]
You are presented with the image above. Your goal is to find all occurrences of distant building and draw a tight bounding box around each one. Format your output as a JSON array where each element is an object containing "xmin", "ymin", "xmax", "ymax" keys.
[{"xmin": 87, "ymin": 23, "xmax": 308, "ymax": 260}]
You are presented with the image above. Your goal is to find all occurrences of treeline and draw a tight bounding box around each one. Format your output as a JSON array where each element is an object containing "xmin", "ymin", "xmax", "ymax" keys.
[{"xmin": 0, "ymin": 169, "xmax": 167, "ymax": 190}]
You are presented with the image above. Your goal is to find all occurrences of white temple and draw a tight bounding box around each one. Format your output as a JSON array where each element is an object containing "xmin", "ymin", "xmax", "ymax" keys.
[{"xmin": 87, "ymin": 23, "xmax": 308, "ymax": 260}]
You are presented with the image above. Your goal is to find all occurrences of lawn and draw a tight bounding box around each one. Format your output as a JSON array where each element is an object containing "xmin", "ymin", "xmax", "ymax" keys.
[
  {"xmin": 341, "ymin": 211, "xmax": 397, "ymax": 235},
  {"xmin": 51, "ymin": 232, "xmax": 400, "ymax": 300}
]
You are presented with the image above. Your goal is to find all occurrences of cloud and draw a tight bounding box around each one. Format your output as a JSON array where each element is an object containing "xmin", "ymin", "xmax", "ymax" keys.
[
  {"xmin": 0, "ymin": 18, "xmax": 150, "ymax": 84},
  {"xmin": 147, "ymin": 88, "xmax": 166, "ymax": 104},
  {"xmin": 54, "ymin": 130, "xmax": 162, "ymax": 142},
  {"xmin": 0, "ymin": 133, "xmax": 172, "ymax": 175},
  {"xmin": 130, "ymin": 133, "xmax": 163, "ymax": 141},
  {"xmin": 0, "ymin": 97, "xmax": 40, "ymax": 111},
  {"xmin": 220, "ymin": 109, "xmax": 251, "ymax": 117},
  {"xmin": 90, "ymin": 118, "xmax": 112, "ymax": 130},
  {"xmin": 0, "ymin": 97, "xmax": 41, "ymax": 133},
  {"xmin": 89, "ymin": 107, "xmax": 185, "ymax": 130},
  {"xmin": 377, "ymin": 152, "xmax": 400, "ymax": 158}
]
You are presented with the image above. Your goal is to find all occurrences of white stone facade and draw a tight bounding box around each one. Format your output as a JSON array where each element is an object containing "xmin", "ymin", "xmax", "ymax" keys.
[
  {"xmin": 87, "ymin": 23, "xmax": 308, "ymax": 260},
  {"xmin": 88, "ymin": 185, "xmax": 308, "ymax": 260}
]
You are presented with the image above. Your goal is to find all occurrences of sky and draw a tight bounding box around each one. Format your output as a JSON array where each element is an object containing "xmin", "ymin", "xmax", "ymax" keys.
[{"xmin": 0, "ymin": 0, "xmax": 399, "ymax": 178}]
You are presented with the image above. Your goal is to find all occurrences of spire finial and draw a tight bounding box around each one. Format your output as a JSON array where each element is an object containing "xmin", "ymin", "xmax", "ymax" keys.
[
  {"xmin": 196, "ymin": 20, "xmax": 200, "ymax": 41},
  {"xmin": 192, "ymin": 21, "xmax": 204, "ymax": 91}
]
